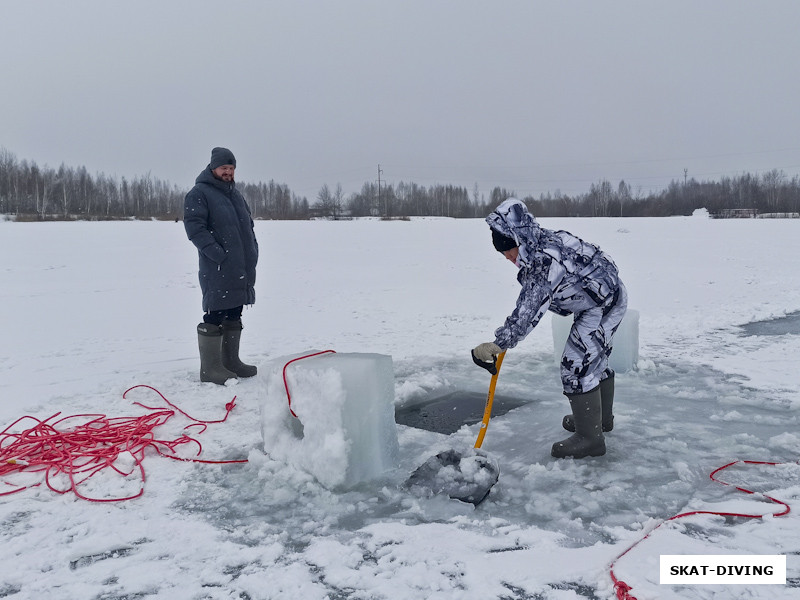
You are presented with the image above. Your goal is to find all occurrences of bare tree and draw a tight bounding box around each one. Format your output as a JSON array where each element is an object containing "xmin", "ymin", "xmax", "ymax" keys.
[
  {"xmin": 333, "ymin": 183, "xmax": 345, "ymax": 219},
  {"xmin": 617, "ymin": 180, "xmax": 632, "ymax": 217},
  {"xmin": 315, "ymin": 184, "xmax": 334, "ymax": 218},
  {"xmin": 762, "ymin": 169, "xmax": 786, "ymax": 213},
  {"xmin": 589, "ymin": 179, "xmax": 614, "ymax": 216}
]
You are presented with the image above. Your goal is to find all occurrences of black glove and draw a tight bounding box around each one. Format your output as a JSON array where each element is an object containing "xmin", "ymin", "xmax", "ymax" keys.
[{"xmin": 471, "ymin": 342, "xmax": 502, "ymax": 375}]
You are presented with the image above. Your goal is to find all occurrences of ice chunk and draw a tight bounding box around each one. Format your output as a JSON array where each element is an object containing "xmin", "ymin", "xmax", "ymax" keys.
[
  {"xmin": 259, "ymin": 352, "xmax": 399, "ymax": 489},
  {"xmin": 551, "ymin": 309, "xmax": 639, "ymax": 373}
]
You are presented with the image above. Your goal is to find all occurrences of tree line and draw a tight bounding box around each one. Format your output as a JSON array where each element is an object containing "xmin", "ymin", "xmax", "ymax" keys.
[
  {"xmin": 2, "ymin": 147, "xmax": 799, "ymax": 221},
  {"xmin": 0, "ymin": 148, "xmax": 309, "ymax": 221}
]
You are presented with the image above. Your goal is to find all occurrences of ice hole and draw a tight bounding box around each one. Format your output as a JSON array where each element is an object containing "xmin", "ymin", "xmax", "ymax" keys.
[{"xmin": 395, "ymin": 390, "xmax": 531, "ymax": 434}]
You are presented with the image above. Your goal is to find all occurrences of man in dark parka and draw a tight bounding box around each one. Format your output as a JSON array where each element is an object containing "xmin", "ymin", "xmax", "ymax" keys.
[{"xmin": 184, "ymin": 147, "xmax": 259, "ymax": 384}]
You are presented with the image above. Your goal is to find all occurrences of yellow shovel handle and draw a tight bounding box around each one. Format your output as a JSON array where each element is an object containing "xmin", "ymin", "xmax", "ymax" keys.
[{"xmin": 474, "ymin": 350, "xmax": 506, "ymax": 449}]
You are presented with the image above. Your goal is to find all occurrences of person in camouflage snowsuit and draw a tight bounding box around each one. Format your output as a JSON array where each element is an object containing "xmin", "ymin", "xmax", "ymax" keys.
[{"xmin": 472, "ymin": 198, "xmax": 628, "ymax": 459}]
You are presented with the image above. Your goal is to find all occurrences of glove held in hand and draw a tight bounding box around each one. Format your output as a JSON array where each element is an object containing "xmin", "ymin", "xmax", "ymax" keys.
[{"xmin": 471, "ymin": 342, "xmax": 502, "ymax": 375}]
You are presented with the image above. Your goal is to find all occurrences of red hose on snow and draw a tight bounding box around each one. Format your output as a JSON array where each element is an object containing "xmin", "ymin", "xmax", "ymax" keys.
[
  {"xmin": 610, "ymin": 459, "xmax": 792, "ymax": 599},
  {"xmin": 0, "ymin": 385, "xmax": 246, "ymax": 503}
]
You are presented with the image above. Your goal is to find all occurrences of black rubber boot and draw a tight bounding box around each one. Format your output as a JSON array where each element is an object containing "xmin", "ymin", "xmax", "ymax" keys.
[
  {"xmin": 562, "ymin": 374, "xmax": 614, "ymax": 433},
  {"xmin": 197, "ymin": 323, "xmax": 237, "ymax": 384},
  {"xmin": 551, "ymin": 387, "xmax": 606, "ymax": 459},
  {"xmin": 221, "ymin": 319, "xmax": 257, "ymax": 378}
]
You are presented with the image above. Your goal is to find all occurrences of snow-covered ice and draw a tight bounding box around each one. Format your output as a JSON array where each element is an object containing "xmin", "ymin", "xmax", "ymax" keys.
[{"xmin": 0, "ymin": 214, "xmax": 799, "ymax": 599}]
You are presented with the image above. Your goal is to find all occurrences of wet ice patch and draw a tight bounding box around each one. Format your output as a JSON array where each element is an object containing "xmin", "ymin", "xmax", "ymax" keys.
[{"xmin": 738, "ymin": 311, "xmax": 800, "ymax": 336}]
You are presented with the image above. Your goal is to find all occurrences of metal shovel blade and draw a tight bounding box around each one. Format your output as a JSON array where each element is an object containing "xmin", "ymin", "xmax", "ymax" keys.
[
  {"xmin": 404, "ymin": 447, "xmax": 500, "ymax": 505},
  {"xmin": 404, "ymin": 351, "xmax": 506, "ymax": 505}
]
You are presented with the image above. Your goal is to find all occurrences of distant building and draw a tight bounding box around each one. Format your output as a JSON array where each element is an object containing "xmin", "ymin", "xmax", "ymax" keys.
[
  {"xmin": 757, "ymin": 212, "xmax": 800, "ymax": 219},
  {"xmin": 709, "ymin": 208, "xmax": 758, "ymax": 219}
]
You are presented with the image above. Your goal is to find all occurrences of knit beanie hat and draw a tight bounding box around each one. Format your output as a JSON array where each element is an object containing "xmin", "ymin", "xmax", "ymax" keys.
[
  {"xmin": 491, "ymin": 228, "xmax": 517, "ymax": 252},
  {"xmin": 209, "ymin": 147, "xmax": 236, "ymax": 170}
]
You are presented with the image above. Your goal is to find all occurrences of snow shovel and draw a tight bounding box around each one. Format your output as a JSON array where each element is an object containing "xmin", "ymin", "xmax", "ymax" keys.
[{"xmin": 404, "ymin": 351, "xmax": 506, "ymax": 505}]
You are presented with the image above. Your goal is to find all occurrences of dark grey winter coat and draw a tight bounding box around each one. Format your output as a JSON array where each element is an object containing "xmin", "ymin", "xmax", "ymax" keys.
[{"xmin": 184, "ymin": 167, "xmax": 259, "ymax": 312}]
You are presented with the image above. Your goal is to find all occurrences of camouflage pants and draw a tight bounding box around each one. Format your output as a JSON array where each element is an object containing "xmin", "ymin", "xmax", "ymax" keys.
[{"xmin": 560, "ymin": 281, "xmax": 628, "ymax": 395}]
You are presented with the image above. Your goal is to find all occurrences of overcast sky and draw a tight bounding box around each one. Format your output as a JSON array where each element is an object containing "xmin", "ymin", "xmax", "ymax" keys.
[{"xmin": 3, "ymin": 1, "xmax": 800, "ymax": 201}]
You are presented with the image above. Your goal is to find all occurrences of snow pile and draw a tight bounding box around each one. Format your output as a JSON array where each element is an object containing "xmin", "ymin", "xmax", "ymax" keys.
[{"xmin": 259, "ymin": 351, "xmax": 399, "ymax": 488}]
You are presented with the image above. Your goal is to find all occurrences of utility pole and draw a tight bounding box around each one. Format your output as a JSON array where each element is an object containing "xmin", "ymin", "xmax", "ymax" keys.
[
  {"xmin": 377, "ymin": 164, "xmax": 384, "ymax": 217},
  {"xmin": 684, "ymin": 168, "xmax": 688, "ymax": 186}
]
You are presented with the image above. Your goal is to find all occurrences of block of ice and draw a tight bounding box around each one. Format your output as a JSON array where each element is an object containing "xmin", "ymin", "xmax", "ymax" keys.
[
  {"xmin": 551, "ymin": 309, "xmax": 639, "ymax": 373},
  {"xmin": 259, "ymin": 352, "xmax": 399, "ymax": 489}
]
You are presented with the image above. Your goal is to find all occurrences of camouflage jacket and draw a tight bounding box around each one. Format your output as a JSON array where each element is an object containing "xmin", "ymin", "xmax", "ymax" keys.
[{"xmin": 486, "ymin": 199, "xmax": 622, "ymax": 350}]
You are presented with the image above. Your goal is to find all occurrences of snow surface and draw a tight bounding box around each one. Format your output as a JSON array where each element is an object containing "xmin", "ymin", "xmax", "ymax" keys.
[{"xmin": 1, "ymin": 215, "xmax": 799, "ymax": 599}]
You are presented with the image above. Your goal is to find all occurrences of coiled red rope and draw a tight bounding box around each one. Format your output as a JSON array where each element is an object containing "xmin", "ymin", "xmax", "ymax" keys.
[
  {"xmin": 282, "ymin": 350, "xmax": 336, "ymax": 417},
  {"xmin": 610, "ymin": 459, "xmax": 792, "ymax": 599},
  {"xmin": 0, "ymin": 385, "xmax": 246, "ymax": 503}
]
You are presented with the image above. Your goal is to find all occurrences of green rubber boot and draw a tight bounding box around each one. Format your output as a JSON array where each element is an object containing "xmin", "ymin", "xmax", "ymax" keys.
[
  {"xmin": 562, "ymin": 374, "xmax": 614, "ymax": 433},
  {"xmin": 551, "ymin": 386, "xmax": 606, "ymax": 459},
  {"xmin": 197, "ymin": 323, "xmax": 237, "ymax": 385},
  {"xmin": 221, "ymin": 319, "xmax": 257, "ymax": 378}
]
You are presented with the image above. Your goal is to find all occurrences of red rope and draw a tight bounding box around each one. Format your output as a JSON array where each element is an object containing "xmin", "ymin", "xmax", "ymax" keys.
[
  {"xmin": 282, "ymin": 350, "xmax": 336, "ymax": 417},
  {"xmin": 609, "ymin": 459, "xmax": 792, "ymax": 599},
  {"xmin": 0, "ymin": 386, "xmax": 246, "ymax": 502}
]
